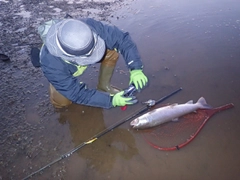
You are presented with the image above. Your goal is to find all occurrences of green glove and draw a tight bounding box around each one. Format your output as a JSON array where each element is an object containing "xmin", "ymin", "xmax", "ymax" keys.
[
  {"xmin": 129, "ymin": 69, "xmax": 148, "ymax": 90},
  {"xmin": 112, "ymin": 91, "xmax": 137, "ymax": 107}
]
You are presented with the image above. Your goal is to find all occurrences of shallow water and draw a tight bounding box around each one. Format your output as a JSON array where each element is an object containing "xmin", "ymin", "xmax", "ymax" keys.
[
  {"xmin": 108, "ymin": 0, "xmax": 240, "ymax": 179},
  {"xmin": 12, "ymin": 0, "xmax": 240, "ymax": 179},
  {"xmin": 106, "ymin": 0, "xmax": 240, "ymax": 179}
]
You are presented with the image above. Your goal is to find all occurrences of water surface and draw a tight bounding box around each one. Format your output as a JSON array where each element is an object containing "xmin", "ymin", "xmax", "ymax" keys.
[
  {"xmin": 19, "ymin": 0, "xmax": 240, "ymax": 179},
  {"xmin": 101, "ymin": 0, "xmax": 240, "ymax": 179}
]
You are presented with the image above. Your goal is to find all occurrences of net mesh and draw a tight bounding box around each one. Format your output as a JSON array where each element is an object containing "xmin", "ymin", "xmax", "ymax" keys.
[{"xmin": 140, "ymin": 103, "xmax": 234, "ymax": 151}]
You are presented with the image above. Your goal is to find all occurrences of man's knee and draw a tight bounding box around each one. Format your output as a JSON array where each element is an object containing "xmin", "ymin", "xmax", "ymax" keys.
[
  {"xmin": 101, "ymin": 49, "xmax": 119, "ymax": 66},
  {"xmin": 49, "ymin": 84, "xmax": 72, "ymax": 108}
]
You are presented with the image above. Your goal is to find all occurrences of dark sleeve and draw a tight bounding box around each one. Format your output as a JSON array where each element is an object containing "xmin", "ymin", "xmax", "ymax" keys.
[
  {"xmin": 40, "ymin": 46, "xmax": 113, "ymax": 109},
  {"xmin": 83, "ymin": 18, "xmax": 143, "ymax": 70}
]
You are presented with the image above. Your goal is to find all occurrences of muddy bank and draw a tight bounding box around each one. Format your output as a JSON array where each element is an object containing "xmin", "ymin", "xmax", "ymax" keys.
[{"xmin": 0, "ymin": 0, "xmax": 131, "ymax": 179}]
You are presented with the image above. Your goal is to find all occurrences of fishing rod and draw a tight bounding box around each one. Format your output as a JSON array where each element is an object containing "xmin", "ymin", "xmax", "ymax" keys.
[{"xmin": 22, "ymin": 87, "xmax": 182, "ymax": 180}]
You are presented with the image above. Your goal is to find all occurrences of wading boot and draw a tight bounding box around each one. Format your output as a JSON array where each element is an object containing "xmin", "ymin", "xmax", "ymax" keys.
[
  {"xmin": 97, "ymin": 50, "xmax": 121, "ymax": 94},
  {"xmin": 49, "ymin": 84, "xmax": 72, "ymax": 108}
]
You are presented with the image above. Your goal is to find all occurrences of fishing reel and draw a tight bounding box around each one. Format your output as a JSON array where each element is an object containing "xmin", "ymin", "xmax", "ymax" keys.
[{"xmin": 143, "ymin": 99, "xmax": 156, "ymax": 107}]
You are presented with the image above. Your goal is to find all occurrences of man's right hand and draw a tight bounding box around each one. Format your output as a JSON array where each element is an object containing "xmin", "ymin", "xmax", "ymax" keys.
[{"xmin": 112, "ymin": 91, "xmax": 138, "ymax": 107}]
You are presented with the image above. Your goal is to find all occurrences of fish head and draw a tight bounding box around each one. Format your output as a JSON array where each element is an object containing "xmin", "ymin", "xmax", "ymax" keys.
[
  {"xmin": 130, "ymin": 118, "xmax": 140, "ymax": 128},
  {"xmin": 130, "ymin": 117, "xmax": 149, "ymax": 129}
]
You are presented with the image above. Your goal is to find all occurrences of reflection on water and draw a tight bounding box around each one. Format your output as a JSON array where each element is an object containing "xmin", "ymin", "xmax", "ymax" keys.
[{"xmin": 58, "ymin": 104, "xmax": 138, "ymax": 175}]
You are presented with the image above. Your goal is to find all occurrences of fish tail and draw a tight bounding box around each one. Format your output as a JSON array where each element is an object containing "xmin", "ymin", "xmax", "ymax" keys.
[{"xmin": 197, "ymin": 97, "xmax": 212, "ymax": 109}]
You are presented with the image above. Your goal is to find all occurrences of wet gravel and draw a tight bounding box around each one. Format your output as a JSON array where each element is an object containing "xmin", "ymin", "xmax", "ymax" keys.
[{"xmin": 0, "ymin": 0, "xmax": 130, "ymax": 179}]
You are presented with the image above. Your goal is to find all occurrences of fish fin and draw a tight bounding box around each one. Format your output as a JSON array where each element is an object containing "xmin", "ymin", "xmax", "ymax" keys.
[
  {"xmin": 172, "ymin": 117, "xmax": 179, "ymax": 122},
  {"xmin": 197, "ymin": 97, "xmax": 212, "ymax": 109},
  {"xmin": 170, "ymin": 103, "xmax": 178, "ymax": 107},
  {"xmin": 186, "ymin": 100, "xmax": 194, "ymax": 104}
]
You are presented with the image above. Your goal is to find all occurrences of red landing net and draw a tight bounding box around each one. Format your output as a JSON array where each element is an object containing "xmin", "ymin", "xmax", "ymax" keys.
[{"xmin": 140, "ymin": 103, "xmax": 234, "ymax": 151}]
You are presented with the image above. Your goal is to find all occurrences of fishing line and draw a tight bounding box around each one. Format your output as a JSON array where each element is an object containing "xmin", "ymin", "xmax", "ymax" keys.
[{"xmin": 22, "ymin": 87, "xmax": 182, "ymax": 180}]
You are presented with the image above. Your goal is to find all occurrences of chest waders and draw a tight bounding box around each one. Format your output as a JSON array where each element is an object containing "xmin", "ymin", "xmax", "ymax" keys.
[{"xmin": 49, "ymin": 49, "xmax": 120, "ymax": 108}]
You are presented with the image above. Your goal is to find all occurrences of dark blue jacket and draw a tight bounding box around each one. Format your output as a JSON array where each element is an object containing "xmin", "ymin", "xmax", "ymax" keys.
[{"xmin": 40, "ymin": 18, "xmax": 143, "ymax": 109}]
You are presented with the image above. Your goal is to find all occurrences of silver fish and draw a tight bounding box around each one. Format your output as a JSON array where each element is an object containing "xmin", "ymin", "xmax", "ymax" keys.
[{"xmin": 130, "ymin": 97, "xmax": 212, "ymax": 129}]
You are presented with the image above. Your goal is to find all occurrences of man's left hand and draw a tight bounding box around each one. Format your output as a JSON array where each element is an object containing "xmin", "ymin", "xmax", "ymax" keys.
[{"xmin": 129, "ymin": 69, "xmax": 148, "ymax": 90}]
